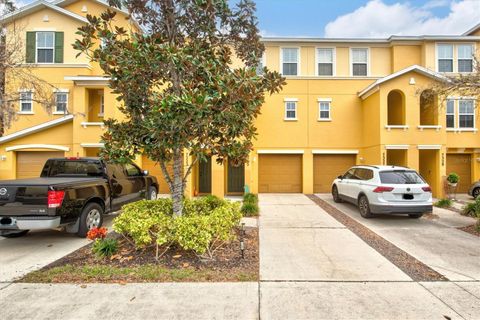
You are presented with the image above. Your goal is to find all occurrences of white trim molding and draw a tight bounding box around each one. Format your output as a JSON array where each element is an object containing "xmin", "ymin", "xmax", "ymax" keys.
[
  {"xmin": 81, "ymin": 122, "xmax": 105, "ymax": 128},
  {"xmin": 312, "ymin": 149, "xmax": 359, "ymax": 154},
  {"xmin": 385, "ymin": 125, "xmax": 409, "ymax": 131},
  {"xmin": 418, "ymin": 125, "xmax": 442, "ymax": 131},
  {"xmin": 257, "ymin": 150, "xmax": 304, "ymax": 154},
  {"xmin": 417, "ymin": 145, "xmax": 442, "ymax": 150},
  {"xmin": 0, "ymin": 115, "xmax": 74, "ymax": 144},
  {"xmin": 6, "ymin": 144, "xmax": 69, "ymax": 152},
  {"xmin": 385, "ymin": 145, "xmax": 409, "ymax": 150},
  {"xmin": 284, "ymin": 98, "xmax": 299, "ymax": 102},
  {"xmin": 80, "ymin": 143, "xmax": 105, "ymax": 148}
]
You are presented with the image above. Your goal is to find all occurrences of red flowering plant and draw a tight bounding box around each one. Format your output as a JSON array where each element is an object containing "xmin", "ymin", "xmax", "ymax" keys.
[
  {"xmin": 86, "ymin": 227, "xmax": 118, "ymax": 258},
  {"xmin": 86, "ymin": 227, "xmax": 108, "ymax": 241}
]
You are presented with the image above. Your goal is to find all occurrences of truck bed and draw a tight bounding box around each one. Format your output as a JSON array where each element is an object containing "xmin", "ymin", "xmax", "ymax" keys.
[{"xmin": 0, "ymin": 177, "xmax": 105, "ymax": 187}]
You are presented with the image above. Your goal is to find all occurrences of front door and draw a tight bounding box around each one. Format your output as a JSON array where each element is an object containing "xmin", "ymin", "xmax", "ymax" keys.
[
  {"xmin": 198, "ymin": 157, "xmax": 212, "ymax": 194},
  {"xmin": 227, "ymin": 162, "xmax": 245, "ymax": 194}
]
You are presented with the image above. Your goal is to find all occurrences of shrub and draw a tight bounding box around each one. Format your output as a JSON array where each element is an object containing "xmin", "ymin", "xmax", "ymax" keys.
[
  {"xmin": 87, "ymin": 227, "xmax": 107, "ymax": 240},
  {"xmin": 113, "ymin": 198, "xmax": 242, "ymax": 259},
  {"xmin": 92, "ymin": 238, "xmax": 118, "ymax": 258},
  {"xmin": 241, "ymin": 193, "xmax": 259, "ymax": 216},
  {"xmin": 243, "ymin": 193, "xmax": 258, "ymax": 205},
  {"xmin": 462, "ymin": 198, "xmax": 480, "ymax": 218},
  {"xmin": 447, "ymin": 173, "xmax": 459, "ymax": 184},
  {"xmin": 434, "ymin": 198, "xmax": 452, "ymax": 208},
  {"xmin": 241, "ymin": 202, "xmax": 259, "ymax": 217}
]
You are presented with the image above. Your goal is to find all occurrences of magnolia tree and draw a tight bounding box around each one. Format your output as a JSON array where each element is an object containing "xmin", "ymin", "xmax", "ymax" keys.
[
  {"xmin": 74, "ymin": 0, "xmax": 285, "ymax": 215},
  {"xmin": 1, "ymin": 0, "xmax": 56, "ymax": 136}
]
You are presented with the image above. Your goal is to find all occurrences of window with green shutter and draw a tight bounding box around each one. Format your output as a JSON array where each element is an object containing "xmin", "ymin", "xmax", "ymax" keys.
[
  {"xmin": 26, "ymin": 32, "xmax": 36, "ymax": 63},
  {"xmin": 54, "ymin": 32, "xmax": 64, "ymax": 63}
]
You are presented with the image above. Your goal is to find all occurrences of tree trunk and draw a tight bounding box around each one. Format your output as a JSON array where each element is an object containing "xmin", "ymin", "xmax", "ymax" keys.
[{"xmin": 171, "ymin": 148, "xmax": 184, "ymax": 216}]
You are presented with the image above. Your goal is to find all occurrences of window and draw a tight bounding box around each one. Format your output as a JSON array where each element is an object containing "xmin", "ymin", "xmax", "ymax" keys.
[
  {"xmin": 318, "ymin": 100, "xmax": 331, "ymax": 120},
  {"xmin": 355, "ymin": 168, "xmax": 374, "ymax": 180},
  {"xmin": 459, "ymin": 100, "xmax": 475, "ymax": 128},
  {"xmin": 446, "ymin": 99, "xmax": 455, "ymax": 128},
  {"xmin": 284, "ymin": 101, "xmax": 297, "ymax": 120},
  {"xmin": 282, "ymin": 48, "xmax": 299, "ymax": 76},
  {"xmin": 99, "ymin": 95, "xmax": 105, "ymax": 116},
  {"xmin": 256, "ymin": 54, "xmax": 265, "ymax": 75},
  {"xmin": 125, "ymin": 163, "xmax": 142, "ymax": 176},
  {"xmin": 458, "ymin": 45, "xmax": 473, "ymax": 73},
  {"xmin": 19, "ymin": 91, "xmax": 33, "ymax": 113},
  {"xmin": 317, "ymin": 48, "xmax": 334, "ymax": 76},
  {"xmin": 380, "ymin": 170, "xmax": 425, "ymax": 184},
  {"xmin": 36, "ymin": 32, "xmax": 55, "ymax": 63},
  {"xmin": 351, "ymin": 48, "xmax": 368, "ymax": 76},
  {"xmin": 437, "ymin": 44, "xmax": 453, "ymax": 72},
  {"xmin": 55, "ymin": 92, "xmax": 68, "ymax": 114}
]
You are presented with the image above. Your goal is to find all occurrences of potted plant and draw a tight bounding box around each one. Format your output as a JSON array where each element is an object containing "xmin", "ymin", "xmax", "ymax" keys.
[{"xmin": 447, "ymin": 172, "xmax": 459, "ymax": 187}]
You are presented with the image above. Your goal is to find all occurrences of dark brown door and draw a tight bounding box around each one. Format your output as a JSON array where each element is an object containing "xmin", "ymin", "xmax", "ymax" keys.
[
  {"xmin": 227, "ymin": 162, "xmax": 245, "ymax": 194},
  {"xmin": 198, "ymin": 157, "xmax": 212, "ymax": 194}
]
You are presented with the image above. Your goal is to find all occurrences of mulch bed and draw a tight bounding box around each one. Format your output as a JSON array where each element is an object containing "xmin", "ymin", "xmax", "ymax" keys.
[
  {"xmin": 20, "ymin": 227, "xmax": 258, "ymax": 283},
  {"xmin": 458, "ymin": 225, "xmax": 480, "ymax": 237},
  {"xmin": 307, "ymin": 195, "xmax": 448, "ymax": 282}
]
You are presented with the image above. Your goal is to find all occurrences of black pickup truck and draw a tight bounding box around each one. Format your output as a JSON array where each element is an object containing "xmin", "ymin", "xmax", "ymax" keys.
[{"xmin": 0, "ymin": 157, "xmax": 158, "ymax": 238}]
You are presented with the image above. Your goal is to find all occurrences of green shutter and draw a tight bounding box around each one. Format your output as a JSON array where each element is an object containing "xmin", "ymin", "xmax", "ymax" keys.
[
  {"xmin": 26, "ymin": 32, "xmax": 36, "ymax": 63},
  {"xmin": 54, "ymin": 32, "xmax": 64, "ymax": 63}
]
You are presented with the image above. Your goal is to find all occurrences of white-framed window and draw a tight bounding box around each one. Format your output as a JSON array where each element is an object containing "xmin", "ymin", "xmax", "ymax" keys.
[
  {"xmin": 318, "ymin": 99, "xmax": 331, "ymax": 121},
  {"xmin": 54, "ymin": 92, "xmax": 68, "ymax": 114},
  {"xmin": 281, "ymin": 48, "xmax": 299, "ymax": 76},
  {"xmin": 437, "ymin": 44, "xmax": 454, "ymax": 72},
  {"xmin": 284, "ymin": 100, "xmax": 297, "ymax": 120},
  {"xmin": 458, "ymin": 44, "xmax": 474, "ymax": 73},
  {"xmin": 446, "ymin": 99, "xmax": 455, "ymax": 128},
  {"xmin": 459, "ymin": 100, "xmax": 475, "ymax": 128},
  {"xmin": 99, "ymin": 95, "xmax": 105, "ymax": 116},
  {"xmin": 351, "ymin": 48, "xmax": 368, "ymax": 76},
  {"xmin": 316, "ymin": 48, "xmax": 334, "ymax": 76},
  {"xmin": 36, "ymin": 31, "xmax": 55, "ymax": 63},
  {"xmin": 19, "ymin": 91, "xmax": 33, "ymax": 113},
  {"xmin": 256, "ymin": 53, "xmax": 266, "ymax": 75}
]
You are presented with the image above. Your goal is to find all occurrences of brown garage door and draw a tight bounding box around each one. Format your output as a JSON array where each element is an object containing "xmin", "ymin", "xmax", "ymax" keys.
[
  {"xmin": 16, "ymin": 151, "xmax": 64, "ymax": 179},
  {"xmin": 446, "ymin": 154, "xmax": 472, "ymax": 193},
  {"xmin": 258, "ymin": 154, "xmax": 302, "ymax": 193},
  {"xmin": 141, "ymin": 155, "xmax": 173, "ymax": 194},
  {"xmin": 314, "ymin": 154, "xmax": 356, "ymax": 193}
]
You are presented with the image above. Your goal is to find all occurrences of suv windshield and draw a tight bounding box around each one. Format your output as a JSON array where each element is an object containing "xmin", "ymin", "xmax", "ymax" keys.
[
  {"xmin": 379, "ymin": 170, "xmax": 425, "ymax": 184},
  {"xmin": 45, "ymin": 160, "xmax": 104, "ymax": 177}
]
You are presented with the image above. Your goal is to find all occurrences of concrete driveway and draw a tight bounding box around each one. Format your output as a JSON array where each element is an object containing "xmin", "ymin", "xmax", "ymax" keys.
[
  {"xmin": 259, "ymin": 194, "xmax": 480, "ymax": 319},
  {"xmin": 0, "ymin": 214, "xmax": 117, "ymax": 282},
  {"xmin": 317, "ymin": 193, "xmax": 480, "ymax": 281}
]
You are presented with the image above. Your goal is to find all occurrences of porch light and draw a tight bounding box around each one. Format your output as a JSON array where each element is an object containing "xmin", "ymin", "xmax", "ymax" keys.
[{"xmin": 409, "ymin": 77, "xmax": 416, "ymax": 85}]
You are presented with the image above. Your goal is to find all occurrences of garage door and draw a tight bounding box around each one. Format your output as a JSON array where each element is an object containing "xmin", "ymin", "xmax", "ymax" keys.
[
  {"xmin": 141, "ymin": 155, "xmax": 173, "ymax": 194},
  {"xmin": 16, "ymin": 151, "xmax": 64, "ymax": 179},
  {"xmin": 446, "ymin": 154, "xmax": 472, "ymax": 193},
  {"xmin": 314, "ymin": 154, "xmax": 356, "ymax": 193},
  {"xmin": 258, "ymin": 154, "xmax": 302, "ymax": 193}
]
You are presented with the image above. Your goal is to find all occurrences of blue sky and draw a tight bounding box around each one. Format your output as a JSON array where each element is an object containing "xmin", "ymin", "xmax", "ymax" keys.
[{"xmin": 15, "ymin": 0, "xmax": 480, "ymax": 37}]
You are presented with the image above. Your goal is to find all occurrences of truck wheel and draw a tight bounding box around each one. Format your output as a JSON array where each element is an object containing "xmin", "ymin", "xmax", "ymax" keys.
[
  {"xmin": 0, "ymin": 230, "xmax": 29, "ymax": 238},
  {"xmin": 332, "ymin": 185, "xmax": 343, "ymax": 203},
  {"xmin": 147, "ymin": 186, "xmax": 158, "ymax": 200},
  {"xmin": 473, "ymin": 188, "xmax": 480, "ymax": 199},
  {"xmin": 77, "ymin": 203, "xmax": 104, "ymax": 237}
]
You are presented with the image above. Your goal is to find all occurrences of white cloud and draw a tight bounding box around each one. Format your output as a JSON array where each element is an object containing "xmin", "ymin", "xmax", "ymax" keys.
[{"xmin": 324, "ymin": 0, "xmax": 480, "ymax": 38}]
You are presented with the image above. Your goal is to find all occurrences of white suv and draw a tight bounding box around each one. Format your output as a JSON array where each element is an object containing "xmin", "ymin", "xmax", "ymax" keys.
[{"xmin": 331, "ymin": 165, "xmax": 432, "ymax": 219}]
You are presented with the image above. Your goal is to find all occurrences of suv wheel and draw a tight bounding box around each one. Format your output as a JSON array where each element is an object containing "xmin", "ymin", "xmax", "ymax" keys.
[
  {"xmin": 473, "ymin": 188, "xmax": 480, "ymax": 199},
  {"xmin": 332, "ymin": 185, "xmax": 343, "ymax": 203},
  {"xmin": 358, "ymin": 195, "xmax": 373, "ymax": 219},
  {"xmin": 0, "ymin": 230, "xmax": 29, "ymax": 238},
  {"xmin": 147, "ymin": 186, "xmax": 158, "ymax": 200},
  {"xmin": 77, "ymin": 202, "xmax": 104, "ymax": 237}
]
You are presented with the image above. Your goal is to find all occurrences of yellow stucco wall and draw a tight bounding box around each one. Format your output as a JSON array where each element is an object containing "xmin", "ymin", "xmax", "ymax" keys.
[{"xmin": 2, "ymin": 0, "xmax": 480, "ymax": 199}]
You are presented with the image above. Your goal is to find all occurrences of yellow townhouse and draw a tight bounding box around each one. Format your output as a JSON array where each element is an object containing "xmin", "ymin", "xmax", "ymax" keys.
[{"xmin": 1, "ymin": 0, "xmax": 479, "ymax": 199}]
